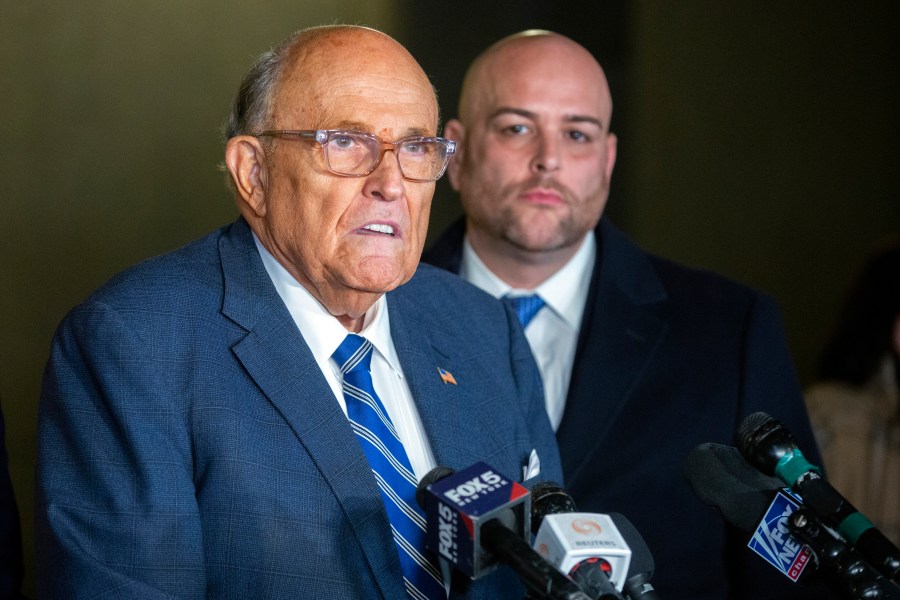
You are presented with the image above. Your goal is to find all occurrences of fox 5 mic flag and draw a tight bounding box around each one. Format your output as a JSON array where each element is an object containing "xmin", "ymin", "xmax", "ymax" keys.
[{"xmin": 419, "ymin": 461, "xmax": 530, "ymax": 579}]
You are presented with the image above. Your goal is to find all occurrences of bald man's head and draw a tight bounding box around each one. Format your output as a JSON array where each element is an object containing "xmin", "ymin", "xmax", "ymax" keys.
[
  {"xmin": 227, "ymin": 25, "xmax": 438, "ymax": 140},
  {"xmin": 457, "ymin": 30, "xmax": 612, "ymax": 127},
  {"xmin": 224, "ymin": 25, "xmax": 443, "ymax": 330},
  {"xmin": 444, "ymin": 31, "xmax": 618, "ymax": 288}
]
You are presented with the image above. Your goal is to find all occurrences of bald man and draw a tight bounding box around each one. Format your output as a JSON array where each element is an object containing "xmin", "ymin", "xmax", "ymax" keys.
[
  {"xmin": 424, "ymin": 31, "xmax": 830, "ymax": 599},
  {"xmin": 37, "ymin": 26, "xmax": 561, "ymax": 599}
]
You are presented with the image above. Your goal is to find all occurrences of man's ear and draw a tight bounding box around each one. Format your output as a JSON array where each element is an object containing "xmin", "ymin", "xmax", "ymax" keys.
[
  {"xmin": 225, "ymin": 136, "xmax": 268, "ymax": 216},
  {"xmin": 604, "ymin": 132, "xmax": 618, "ymax": 182},
  {"xmin": 443, "ymin": 119, "xmax": 465, "ymax": 192}
]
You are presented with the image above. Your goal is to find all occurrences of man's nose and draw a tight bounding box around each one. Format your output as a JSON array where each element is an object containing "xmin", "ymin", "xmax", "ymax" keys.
[
  {"xmin": 531, "ymin": 134, "xmax": 561, "ymax": 173},
  {"xmin": 365, "ymin": 147, "xmax": 405, "ymax": 201}
]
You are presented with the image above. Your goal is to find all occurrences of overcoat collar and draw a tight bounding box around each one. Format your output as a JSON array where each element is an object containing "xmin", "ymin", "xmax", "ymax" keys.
[{"xmin": 555, "ymin": 219, "xmax": 669, "ymax": 482}]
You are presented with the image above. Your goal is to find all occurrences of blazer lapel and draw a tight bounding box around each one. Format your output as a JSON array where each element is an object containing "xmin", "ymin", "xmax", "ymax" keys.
[
  {"xmin": 556, "ymin": 221, "xmax": 669, "ymax": 482},
  {"xmin": 217, "ymin": 221, "xmax": 407, "ymax": 600},
  {"xmin": 387, "ymin": 287, "xmax": 519, "ymax": 474}
]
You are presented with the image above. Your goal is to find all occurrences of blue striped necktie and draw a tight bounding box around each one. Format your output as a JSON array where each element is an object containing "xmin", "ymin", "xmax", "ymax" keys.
[
  {"xmin": 503, "ymin": 294, "xmax": 546, "ymax": 328},
  {"xmin": 332, "ymin": 334, "xmax": 444, "ymax": 600}
]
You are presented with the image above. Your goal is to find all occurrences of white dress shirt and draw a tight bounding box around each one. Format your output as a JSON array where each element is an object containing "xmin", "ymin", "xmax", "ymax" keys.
[
  {"xmin": 460, "ymin": 232, "xmax": 596, "ymax": 430},
  {"xmin": 253, "ymin": 235, "xmax": 437, "ymax": 481}
]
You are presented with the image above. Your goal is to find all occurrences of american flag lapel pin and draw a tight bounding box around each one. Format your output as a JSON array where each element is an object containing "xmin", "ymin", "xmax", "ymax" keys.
[{"xmin": 437, "ymin": 367, "xmax": 457, "ymax": 385}]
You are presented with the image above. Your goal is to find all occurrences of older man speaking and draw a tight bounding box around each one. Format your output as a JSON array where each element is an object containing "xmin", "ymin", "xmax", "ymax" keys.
[{"xmin": 37, "ymin": 25, "xmax": 561, "ymax": 600}]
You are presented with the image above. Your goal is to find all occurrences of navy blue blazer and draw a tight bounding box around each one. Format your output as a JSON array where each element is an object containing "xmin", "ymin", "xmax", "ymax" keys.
[
  {"xmin": 37, "ymin": 218, "xmax": 562, "ymax": 599},
  {"xmin": 424, "ymin": 218, "xmax": 833, "ymax": 600}
]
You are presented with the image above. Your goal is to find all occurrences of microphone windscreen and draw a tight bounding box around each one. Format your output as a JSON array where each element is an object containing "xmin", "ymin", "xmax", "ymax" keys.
[
  {"xmin": 608, "ymin": 513, "xmax": 654, "ymax": 578},
  {"xmin": 529, "ymin": 481, "xmax": 577, "ymax": 534},
  {"xmin": 415, "ymin": 465, "xmax": 454, "ymax": 509},
  {"xmin": 736, "ymin": 411, "xmax": 774, "ymax": 452},
  {"xmin": 683, "ymin": 442, "xmax": 783, "ymax": 532}
]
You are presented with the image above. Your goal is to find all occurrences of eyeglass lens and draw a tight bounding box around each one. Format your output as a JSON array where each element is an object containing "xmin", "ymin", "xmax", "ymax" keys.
[{"xmin": 323, "ymin": 132, "xmax": 448, "ymax": 180}]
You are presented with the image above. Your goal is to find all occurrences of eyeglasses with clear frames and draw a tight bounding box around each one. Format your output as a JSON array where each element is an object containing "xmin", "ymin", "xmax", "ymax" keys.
[{"xmin": 253, "ymin": 129, "xmax": 457, "ymax": 183}]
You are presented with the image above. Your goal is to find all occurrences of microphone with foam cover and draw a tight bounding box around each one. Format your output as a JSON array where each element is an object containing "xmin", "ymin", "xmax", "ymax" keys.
[
  {"xmin": 608, "ymin": 513, "xmax": 660, "ymax": 600},
  {"xmin": 685, "ymin": 442, "xmax": 900, "ymax": 599},
  {"xmin": 684, "ymin": 442, "xmax": 816, "ymax": 582},
  {"xmin": 737, "ymin": 411, "xmax": 900, "ymax": 583}
]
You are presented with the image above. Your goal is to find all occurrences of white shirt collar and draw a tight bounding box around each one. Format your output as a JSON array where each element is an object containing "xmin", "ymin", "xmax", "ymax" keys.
[
  {"xmin": 460, "ymin": 231, "xmax": 596, "ymax": 331},
  {"xmin": 252, "ymin": 234, "xmax": 400, "ymax": 370}
]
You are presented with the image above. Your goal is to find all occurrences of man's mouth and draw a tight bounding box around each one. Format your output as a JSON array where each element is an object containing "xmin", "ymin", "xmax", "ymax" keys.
[
  {"xmin": 522, "ymin": 189, "xmax": 564, "ymax": 205},
  {"xmin": 362, "ymin": 223, "xmax": 395, "ymax": 236}
]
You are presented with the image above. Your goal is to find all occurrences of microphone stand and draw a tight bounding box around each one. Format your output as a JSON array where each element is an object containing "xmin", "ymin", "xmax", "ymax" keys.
[
  {"xmin": 787, "ymin": 508, "xmax": 900, "ymax": 600},
  {"xmin": 481, "ymin": 519, "xmax": 593, "ymax": 600}
]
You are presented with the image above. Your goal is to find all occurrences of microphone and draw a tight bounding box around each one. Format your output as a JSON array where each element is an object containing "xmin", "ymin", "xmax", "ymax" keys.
[
  {"xmin": 684, "ymin": 442, "xmax": 815, "ymax": 582},
  {"xmin": 609, "ymin": 514, "xmax": 661, "ymax": 600},
  {"xmin": 529, "ymin": 481, "xmax": 624, "ymax": 599},
  {"xmin": 685, "ymin": 443, "xmax": 900, "ymax": 599},
  {"xmin": 416, "ymin": 462, "xmax": 592, "ymax": 600},
  {"xmin": 531, "ymin": 482, "xmax": 662, "ymax": 600},
  {"xmin": 788, "ymin": 506, "xmax": 900, "ymax": 600},
  {"xmin": 737, "ymin": 411, "xmax": 900, "ymax": 583}
]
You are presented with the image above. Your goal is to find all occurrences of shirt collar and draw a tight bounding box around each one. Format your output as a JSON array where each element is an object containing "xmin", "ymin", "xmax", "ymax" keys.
[
  {"xmin": 460, "ymin": 231, "xmax": 596, "ymax": 330},
  {"xmin": 252, "ymin": 234, "xmax": 401, "ymax": 371}
]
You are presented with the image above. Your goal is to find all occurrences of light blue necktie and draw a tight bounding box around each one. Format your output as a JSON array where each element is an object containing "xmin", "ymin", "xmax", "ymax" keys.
[
  {"xmin": 332, "ymin": 334, "xmax": 444, "ymax": 600},
  {"xmin": 503, "ymin": 294, "xmax": 546, "ymax": 328}
]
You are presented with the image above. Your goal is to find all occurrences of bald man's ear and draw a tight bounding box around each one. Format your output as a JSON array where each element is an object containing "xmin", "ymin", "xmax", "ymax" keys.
[
  {"xmin": 604, "ymin": 132, "xmax": 618, "ymax": 182},
  {"xmin": 443, "ymin": 119, "xmax": 465, "ymax": 191},
  {"xmin": 225, "ymin": 136, "xmax": 268, "ymax": 217}
]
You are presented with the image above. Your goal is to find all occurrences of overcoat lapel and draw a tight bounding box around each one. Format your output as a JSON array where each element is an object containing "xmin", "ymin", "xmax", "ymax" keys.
[
  {"xmin": 556, "ymin": 221, "xmax": 669, "ymax": 483},
  {"xmin": 217, "ymin": 221, "xmax": 407, "ymax": 600}
]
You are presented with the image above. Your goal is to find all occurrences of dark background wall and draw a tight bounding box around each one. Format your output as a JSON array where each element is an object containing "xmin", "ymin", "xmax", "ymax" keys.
[
  {"xmin": 405, "ymin": 1, "xmax": 900, "ymax": 390},
  {"xmin": 2, "ymin": 2, "xmax": 897, "ymax": 596}
]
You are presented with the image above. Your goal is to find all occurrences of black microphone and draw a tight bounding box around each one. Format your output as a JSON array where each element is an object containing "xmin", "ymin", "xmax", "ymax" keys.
[
  {"xmin": 531, "ymin": 482, "xmax": 662, "ymax": 600},
  {"xmin": 788, "ymin": 506, "xmax": 900, "ymax": 600},
  {"xmin": 685, "ymin": 443, "xmax": 900, "ymax": 599},
  {"xmin": 737, "ymin": 411, "xmax": 900, "ymax": 583},
  {"xmin": 416, "ymin": 462, "xmax": 592, "ymax": 600},
  {"xmin": 531, "ymin": 480, "xmax": 579, "ymax": 532},
  {"xmin": 609, "ymin": 514, "xmax": 661, "ymax": 600},
  {"xmin": 684, "ymin": 442, "xmax": 817, "ymax": 582}
]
